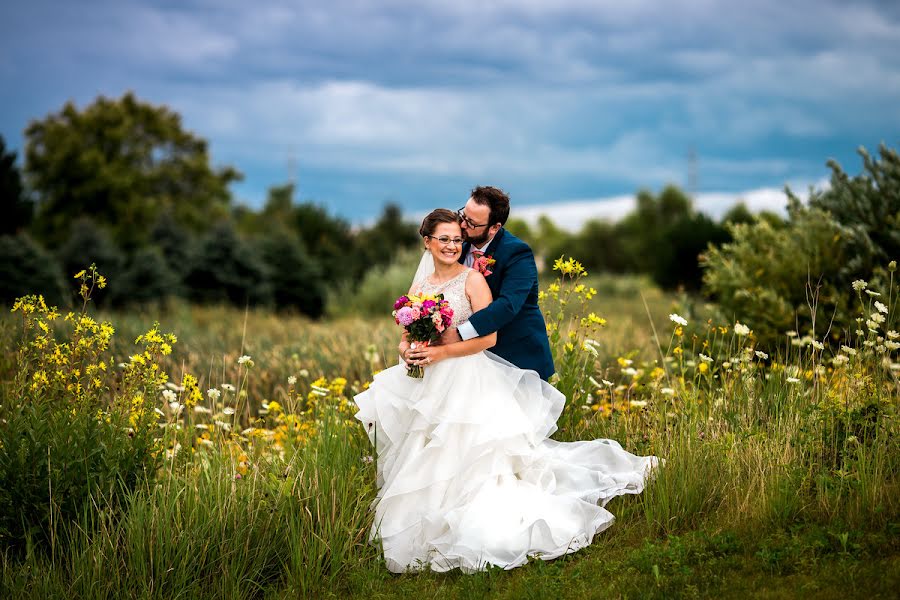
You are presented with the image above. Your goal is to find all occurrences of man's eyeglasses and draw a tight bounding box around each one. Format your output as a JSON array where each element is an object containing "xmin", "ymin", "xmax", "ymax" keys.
[
  {"xmin": 427, "ymin": 235, "xmax": 465, "ymax": 247},
  {"xmin": 457, "ymin": 207, "xmax": 490, "ymax": 229}
]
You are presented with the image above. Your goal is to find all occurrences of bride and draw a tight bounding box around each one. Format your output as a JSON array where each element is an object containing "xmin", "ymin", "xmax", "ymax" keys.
[{"xmin": 353, "ymin": 209, "xmax": 659, "ymax": 574}]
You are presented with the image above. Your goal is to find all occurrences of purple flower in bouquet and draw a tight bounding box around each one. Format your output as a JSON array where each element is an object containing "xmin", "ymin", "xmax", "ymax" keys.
[
  {"xmin": 396, "ymin": 306, "xmax": 417, "ymax": 326},
  {"xmin": 393, "ymin": 295, "xmax": 409, "ymax": 310}
]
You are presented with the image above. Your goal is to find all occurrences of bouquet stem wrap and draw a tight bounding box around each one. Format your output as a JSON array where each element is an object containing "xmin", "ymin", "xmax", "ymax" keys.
[{"xmin": 406, "ymin": 340, "xmax": 430, "ymax": 378}]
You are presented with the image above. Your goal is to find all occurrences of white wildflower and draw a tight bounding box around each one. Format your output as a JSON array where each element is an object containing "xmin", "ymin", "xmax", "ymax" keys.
[
  {"xmin": 871, "ymin": 312, "xmax": 886, "ymax": 324},
  {"xmin": 629, "ymin": 400, "xmax": 648, "ymax": 408},
  {"xmin": 623, "ymin": 367, "xmax": 638, "ymax": 377},
  {"xmin": 207, "ymin": 388, "xmax": 221, "ymax": 401},
  {"xmin": 875, "ymin": 301, "xmax": 888, "ymax": 314},
  {"xmin": 840, "ymin": 345, "xmax": 857, "ymax": 356},
  {"xmin": 602, "ymin": 379, "xmax": 615, "ymax": 387},
  {"xmin": 866, "ymin": 320, "xmax": 879, "ymax": 331},
  {"xmin": 168, "ymin": 401, "xmax": 182, "ymax": 413},
  {"xmin": 221, "ymin": 383, "xmax": 236, "ymax": 392},
  {"xmin": 786, "ymin": 330, "xmax": 798, "ymax": 338},
  {"xmin": 669, "ymin": 313, "xmax": 688, "ymax": 326},
  {"xmin": 660, "ymin": 387, "xmax": 675, "ymax": 396},
  {"xmin": 214, "ymin": 420, "xmax": 231, "ymax": 431},
  {"xmin": 887, "ymin": 330, "xmax": 899, "ymax": 340},
  {"xmin": 288, "ymin": 375, "xmax": 297, "ymax": 385},
  {"xmin": 237, "ymin": 355, "xmax": 253, "ymax": 366},
  {"xmin": 886, "ymin": 340, "xmax": 900, "ymax": 351},
  {"xmin": 811, "ymin": 340, "xmax": 824, "ymax": 350},
  {"xmin": 299, "ymin": 369, "xmax": 310, "ymax": 378},
  {"xmin": 194, "ymin": 405, "xmax": 212, "ymax": 414},
  {"xmin": 162, "ymin": 389, "xmax": 177, "ymax": 403},
  {"xmin": 223, "ymin": 407, "xmax": 236, "ymax": 415},
  {"xmin": 755, "ymin": 351, "xmax": 769, "ymax": 360},
  {"xmin": 786, "ymin": 377, "xmax": 801, "ymax": 384},
  {"xmin": 865, "ymin": 289, "xmax": 881, "ymax": 297},
  {"xmin": 699, "ymin": 353, "xmax": 713, "ymax": 363},
  {"xmin": 833, "ymin": 355, "xmax": 850, "ymax": 366},
  {"xmin": 852, "ymin": 279, "xmax": 867, "ymax": 292},
  {"xmin": 733, "ymin": 322, "xmax": 751, "ymax": 336}
]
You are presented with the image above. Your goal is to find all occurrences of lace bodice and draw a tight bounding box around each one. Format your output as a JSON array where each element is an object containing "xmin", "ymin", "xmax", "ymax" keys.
[{"xmin": 414, "ymin": 268, "xmax": 473, "ymax": 328}]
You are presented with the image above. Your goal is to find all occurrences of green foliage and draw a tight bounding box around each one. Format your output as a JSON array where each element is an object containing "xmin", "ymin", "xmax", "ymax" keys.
[
  {"xmin": 0, "ymin": 136, "xmax": 31, "ymax": 235},
  {"xmin": 0, "ymin": 233, "xmax": 66, "ymax": 306},
  {"xmin": 0, "ymin": 275, "xmax": 164, "ymax": 553},
  {"xmin": 113, "ymin": 245, "xmax": 181, "ymax": 306},
  {"xmin": 257, "ymin": 228, "xmax": 326, "ymax": 317},
  {"xmin": 652, "ymin": 212, "xmax": 730, "ymax": 291},
  {"xmin": 150, "ymin": 210, "xmax": 197, "ymax": 289},
  {"xmin": 56, "ymin": 218, "xmax": 122, "ymax": 306},
  {"xmin": 703, "ymin": 144, "xmax": 900, "ymax": 347},
  {"xmin": 24, "ymin": 92, "xmax": 241, "ymax": 246},
  {"xmin": 187, "ymin": 221, "xmax": 272, "ymax": 306},
  {"xmin": 326, "ymin": 248, "xmax": 424, "ymax": 317}
]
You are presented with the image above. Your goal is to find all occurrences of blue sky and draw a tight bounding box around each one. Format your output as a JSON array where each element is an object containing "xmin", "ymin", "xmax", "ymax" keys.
[{"xmin": 2, "ymin": 0, "xmax": 899, "ymax": 227}]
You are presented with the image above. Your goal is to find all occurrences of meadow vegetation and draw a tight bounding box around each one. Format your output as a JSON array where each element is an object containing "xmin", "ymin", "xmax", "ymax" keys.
[{"xmin": 1, "ymin": 255, "xmax": 898, "ymax": 599}]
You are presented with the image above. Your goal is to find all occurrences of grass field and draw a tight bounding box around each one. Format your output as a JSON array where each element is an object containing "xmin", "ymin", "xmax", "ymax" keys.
[{"xmin": 1, "ymin": 266, "xmax": 898, "ymax": 599}]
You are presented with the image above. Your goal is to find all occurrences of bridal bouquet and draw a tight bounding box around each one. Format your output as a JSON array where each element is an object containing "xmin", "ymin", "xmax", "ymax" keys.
[{"xmin": 392, "ymin": 293, "xmax": 454, "ymax": 378}]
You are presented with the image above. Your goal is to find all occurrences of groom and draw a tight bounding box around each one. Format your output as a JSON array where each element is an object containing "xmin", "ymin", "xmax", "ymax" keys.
[{"xmin": 442, "ymin": 186, "xmax": 555, "ymax": 381}]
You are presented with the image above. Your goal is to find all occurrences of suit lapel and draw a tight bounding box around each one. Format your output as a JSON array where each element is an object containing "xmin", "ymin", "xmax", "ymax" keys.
[{"xmin": 483, "ymin": 228, "xmax": 505, "ymax": 258}]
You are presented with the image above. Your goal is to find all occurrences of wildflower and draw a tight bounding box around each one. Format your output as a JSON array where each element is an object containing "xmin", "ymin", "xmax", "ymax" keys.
[
  {"xmin": 852, "ymin": 279, "xmax": 867, "ymax": 292},
  {"xmin": 733, "ymin": 322, "xmax": 751, "ymax": 336},
  {"xmin": 875, "ymin": 301, "xmax": 888, "ymax": 314},
  {"xmin": 623, "ymin": 367, "xmax": 638, "ymax": 377},
  {"xmin": 223, "ymin": 407, "xmax": 235, "ymax": 415},
  {"xmin": 887, "ymin": 330, "xmax": 899, "ymax": 340},
  {"xmin": 786, "ymin": 331, "xmax": 798, "ymax": 338},
  {"xmin": 811, "ymin": 340, "xmax": 824, "ymax": 350},
  {"xmin": 602, "ymin": 379, "xmax": 614, "ymax": 387},
  {"xmin": 840, "ymin": 345, "xmax": 857, "ymax": 356},
  {"xmin": 755, "ymin": 351, "xmax": 769, "ymax": 360},
  {"xmin": 221, "ymin": 383, "xmax": 236, "ymax": 392},
  {"xmin": 288, "ymin": 375, "xmax": 298, "ymax": 385},
  {"xmin": 268, "ymin": 401, "xmax": 283, "ymax": 413},
  {"xmin": 786, "ymin": 377, "xmax": 801, "ymax": 384},
  {"xmin": 162, "ymin": 389, "xmax": 177, "ymax": 403},
  {"xmin": 617, "ymin": 357, "xmax": 633, "ymax": 367},
  {"xmin": 865, "ymin": 290, "xmax": 881, "ymax": 297},
  {"xmin": 890, "ymin": 260, "xmax": 897, "ymax": 272},
  {"xmin": 207, "ymin": 388, "xmax": 221, "ymax": 401},
  {"xmin": 660, "ymin": 387, "xmax": 675, "ymax": 396},
  {"xmin": 629, "ymin": 400, "xmax": 648, "ymax": 408},
  {"xmin": 871, "ymin": 312, "xmax": 886, "ymax": 324},
  {"xmin": 833, "ymin": 355, "xmax": 850, "ymax": 366},
  {"xmin": 237, "ymin": 355, "xmax": 253, "ymax": 366},
  {"xmin": 669, "ymin": 314, "xmax": 688, "ymax": 326},
  {"xmin": 698, "ymin": 353, "xmax": 713, "ymax": 363},
  {"xmin": 886, "ymin": 340, "xmax": 900, "ymax": 350},
  {"xmin": 698, "ymin": 362, "xmax": 709, "ymax": 374}
]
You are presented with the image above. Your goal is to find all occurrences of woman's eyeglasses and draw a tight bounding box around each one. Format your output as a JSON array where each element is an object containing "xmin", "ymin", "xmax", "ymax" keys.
[{"xmin": 427, "ymin": 235, "xmax": 465, "ymax": 247}]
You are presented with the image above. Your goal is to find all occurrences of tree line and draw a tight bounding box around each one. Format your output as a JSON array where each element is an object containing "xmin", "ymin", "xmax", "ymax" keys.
[{"xmin": 2, "ymin": 92, "xmax": 897, "ymax": 348}]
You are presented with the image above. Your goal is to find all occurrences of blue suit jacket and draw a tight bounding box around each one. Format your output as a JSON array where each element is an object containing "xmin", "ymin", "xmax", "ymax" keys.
[{"xmin": 459, "ymin": 228, "xmax": 555, "ymax": 380}]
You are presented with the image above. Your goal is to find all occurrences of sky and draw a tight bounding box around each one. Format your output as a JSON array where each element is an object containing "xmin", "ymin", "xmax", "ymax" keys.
[{"xmin": 1, "ymin": 0, "xmax": 899, "ymax": 229}]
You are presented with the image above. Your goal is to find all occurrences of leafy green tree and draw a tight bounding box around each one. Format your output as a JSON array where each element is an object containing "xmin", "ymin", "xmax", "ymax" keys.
[
  {"xmin": 792, "ymin": 144, "xmax": 900, "ymax": 276},
  {"xmin": 150, "ymin": 211, "xmax": 197, "ymax": 294},
  {"xmin": 0, "ymin": 136, "xmax": 32, "ymax": 235},
  {"xmin": 256, "ymin": 229, "xmax": 326, "ymax": 317},
  {"xmin": 653, "ymin": 213, "xmax": 729, "ymax": 291},
  {"xmin": 356, "ymin": 204, "xmax": 420, "ymax": 273},
  {"xmin": 293, "ymin": 202, "xmax": 358, "ymax": 279},
  {"xmin": 722, "ymin": 202, "xmax": 756, "ymax": 226},
  {"xmin": 0, "ymin": 233, "xmax": 67, "ymax": 306},
  {"xmin": 24, "ymin": 92, "xmax": 241, "ymax": 247},
  {"xmin": 57, "ymin": 218, "xmax": 122, "ymax": 306},
  {"xmin": 113, "ymin": 246, "xmax": 181, "ymax": 306},
  {"xmin": 187, "ymin": 222, "xmax": 271, "ymax": 306}
]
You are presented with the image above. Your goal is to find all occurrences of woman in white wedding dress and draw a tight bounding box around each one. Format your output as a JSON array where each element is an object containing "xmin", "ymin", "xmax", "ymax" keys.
[{"xmin": 353, "ymin": 209, "xmax": 659, "ymax": 574}]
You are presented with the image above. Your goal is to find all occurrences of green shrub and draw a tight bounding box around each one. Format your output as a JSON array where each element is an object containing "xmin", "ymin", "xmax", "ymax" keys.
[
  {"xmin": 0, "ymin": 233, "xmax": 67, "ymax": 307},
  {"xmin": 326, "ymin": 247, "xmax": 424, "ymax": 317},
  {"xmin": 0, "ymin": 269, "xmax": 166, "ymax": 553}
]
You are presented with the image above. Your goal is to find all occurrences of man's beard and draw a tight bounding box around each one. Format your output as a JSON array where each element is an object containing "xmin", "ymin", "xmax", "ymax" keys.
[{"xmin": 463, "ymin": 229, "xmax": 491, "ymax": 247}]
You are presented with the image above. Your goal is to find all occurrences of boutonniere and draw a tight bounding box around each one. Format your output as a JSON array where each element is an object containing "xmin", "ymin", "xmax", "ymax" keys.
[{"xmin": 472, "ymin": 251, "xmax": 496, "ymax": 277}]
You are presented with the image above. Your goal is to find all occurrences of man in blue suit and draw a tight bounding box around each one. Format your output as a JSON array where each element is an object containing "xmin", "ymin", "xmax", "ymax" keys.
[{"xmin": 443, "ymin": 186, "xmax": 555, "ymax": 381}]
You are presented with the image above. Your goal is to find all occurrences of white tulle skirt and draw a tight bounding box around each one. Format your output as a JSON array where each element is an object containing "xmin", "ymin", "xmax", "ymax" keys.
[{"xmin": 353, "ymin": 351, "xmax": 659, "ymax": 574}]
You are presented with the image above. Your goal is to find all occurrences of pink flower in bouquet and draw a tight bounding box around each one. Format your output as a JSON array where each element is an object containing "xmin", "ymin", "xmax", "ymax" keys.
[
  {"xmin": 396, "ymin": 306, "xmax": 417, "ymax": 326},
  {"xmin": 393, "ymin": 295, "xmax": 409, "ymax": 310},
  {"xmin": 431, "ymin": 311, "xmax": 445, "ymax": 332},
  {"xmin": 422, "ymin": 299, "xmax": 436, "ymax": 311}
]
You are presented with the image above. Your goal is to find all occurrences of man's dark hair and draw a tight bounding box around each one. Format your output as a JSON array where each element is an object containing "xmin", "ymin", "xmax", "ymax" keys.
[{"xmin": 470, "ymin": 186, "xmax": 510, "ymax": 227}]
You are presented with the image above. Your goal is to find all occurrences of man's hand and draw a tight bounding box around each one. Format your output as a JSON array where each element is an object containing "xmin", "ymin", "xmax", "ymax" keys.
[{"xmin": 440, "ymin": 326, "xmax": 462, "ymax": 345}]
